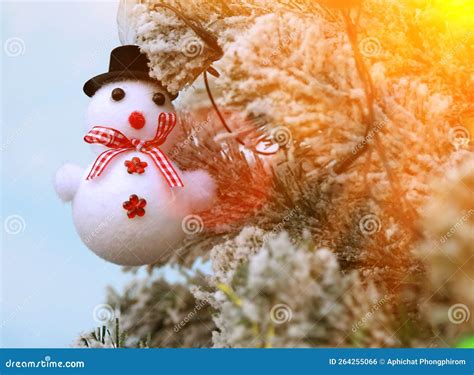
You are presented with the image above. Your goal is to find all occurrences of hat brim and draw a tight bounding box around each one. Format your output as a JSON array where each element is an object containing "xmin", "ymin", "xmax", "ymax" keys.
[{"xmin": 83, "ymin": 71, "xmax": 178, "ymax": 100}]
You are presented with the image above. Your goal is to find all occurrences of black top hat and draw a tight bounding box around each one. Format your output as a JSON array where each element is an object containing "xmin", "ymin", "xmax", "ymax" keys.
[{"xmin": 83, "ymin": 45, "xmax": 176, "ymax": 99}]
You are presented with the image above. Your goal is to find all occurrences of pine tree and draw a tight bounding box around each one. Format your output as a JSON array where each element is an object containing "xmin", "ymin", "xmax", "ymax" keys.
[{"xmin": 77, "ymin": 0, "xmax": 473, "ymax": 348}]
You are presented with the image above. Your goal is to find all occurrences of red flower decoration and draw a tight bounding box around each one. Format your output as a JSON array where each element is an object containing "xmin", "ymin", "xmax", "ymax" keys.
[
  {"xmin": 124, "ymin": 157, "xmax": 148, "ymax": 174},
  {"xmin": 122, "ymin": 194, "xmax": 147, "ymax": 219}
]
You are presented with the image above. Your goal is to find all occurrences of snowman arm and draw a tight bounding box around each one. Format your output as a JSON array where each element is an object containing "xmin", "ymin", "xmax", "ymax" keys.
[
  {"xmin": 180, "ymin": 169, "xmax": 216, "ymax": 211},
  {"xmin": 54, "ymin": 163, "xmax": 84, "ymax": 202}
]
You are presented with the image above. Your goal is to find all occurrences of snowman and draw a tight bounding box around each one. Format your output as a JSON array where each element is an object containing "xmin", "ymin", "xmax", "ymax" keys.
[{"xmin": 54, "ymin": 45, "xmax": 215, "ymax": 266}]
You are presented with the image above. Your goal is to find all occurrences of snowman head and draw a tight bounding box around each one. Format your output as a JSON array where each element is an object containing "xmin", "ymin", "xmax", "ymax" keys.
[{"xmin": 85, "ymin": 79, "xmax": 179, "ymax": 148}]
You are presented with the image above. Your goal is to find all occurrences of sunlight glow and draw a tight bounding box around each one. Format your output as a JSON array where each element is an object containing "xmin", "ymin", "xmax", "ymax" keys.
[{"xmin": 433, "ymin": 0, "xmax": 474, "ymax": 29}]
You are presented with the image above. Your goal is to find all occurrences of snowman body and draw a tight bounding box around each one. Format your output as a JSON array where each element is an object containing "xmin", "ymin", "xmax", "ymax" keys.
[
  {"xmin": 55, "ymin": 80, "xmax": 215, "ymax": 265},
  {"xmin": 73, "ymin": 151, "xmax": 186, "ymax": 265}
]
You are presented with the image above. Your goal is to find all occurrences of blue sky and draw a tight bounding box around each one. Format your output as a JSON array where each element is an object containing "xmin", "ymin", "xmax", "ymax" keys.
[{"xmin": 1, "ymin": 0, "xmax": 189, "ymax": 348}]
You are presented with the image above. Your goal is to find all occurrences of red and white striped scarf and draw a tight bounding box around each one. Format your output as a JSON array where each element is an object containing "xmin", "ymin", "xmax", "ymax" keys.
[{"xmin": 84, "ymin": 112, "xmax": 184, "ymax": 187}]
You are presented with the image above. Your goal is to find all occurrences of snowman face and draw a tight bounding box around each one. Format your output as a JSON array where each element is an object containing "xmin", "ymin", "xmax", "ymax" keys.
[{"xmin": 85, "ymin": 80, "xmax": 175, "ymax": 143}]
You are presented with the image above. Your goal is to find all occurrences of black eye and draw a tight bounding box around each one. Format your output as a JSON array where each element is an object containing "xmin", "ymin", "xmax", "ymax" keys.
[
  {"xmin": 153, "ymin": 92, "xmax": 166, "ymax": 106},
  {"xmin": 111, "ymin": 88, "xmax": 125, "ymax": 101}
]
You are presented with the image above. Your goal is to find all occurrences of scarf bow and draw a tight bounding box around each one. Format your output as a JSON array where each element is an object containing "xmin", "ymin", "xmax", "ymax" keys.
[{"xmin": 84, "ymin": 112, "xmax": 184, "ymax": 187}]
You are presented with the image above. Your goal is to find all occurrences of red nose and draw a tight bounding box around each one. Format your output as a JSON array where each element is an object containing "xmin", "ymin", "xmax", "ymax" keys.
[{"xmin": 129, "ymin": 111, "xmax": 146, "ymax": 129}]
